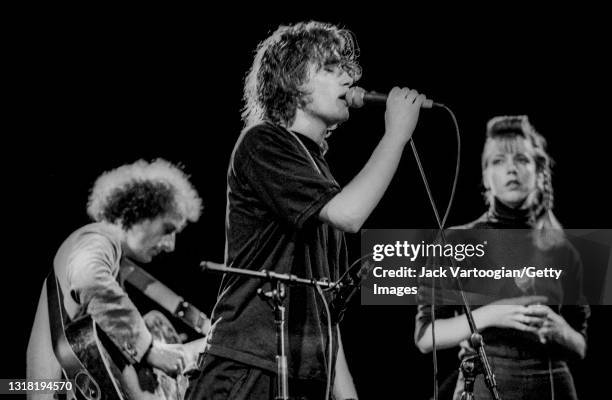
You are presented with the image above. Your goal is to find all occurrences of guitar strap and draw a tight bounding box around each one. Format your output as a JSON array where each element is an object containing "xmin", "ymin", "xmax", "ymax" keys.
[
  {"xmin": 46, "ymin": 271, "xmax": 68, "ymax": 352},
  {"xmin": 120, "ymin": 260, "xmax": 210, "ymax": 336}
]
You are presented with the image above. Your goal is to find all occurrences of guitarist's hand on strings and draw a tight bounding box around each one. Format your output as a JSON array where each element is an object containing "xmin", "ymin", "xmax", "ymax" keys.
[{"xmin": 145, "ymin": 340, "xmax": 188, "ymax": 377}]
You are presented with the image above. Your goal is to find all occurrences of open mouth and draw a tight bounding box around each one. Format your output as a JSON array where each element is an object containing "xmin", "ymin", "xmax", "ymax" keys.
[{"xmin": 505, "ymin": 180, "xmax": 521, "ymax": 188}]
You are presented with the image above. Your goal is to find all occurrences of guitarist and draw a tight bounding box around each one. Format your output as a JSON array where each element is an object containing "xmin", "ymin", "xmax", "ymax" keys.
[{"xmin": 27, "ymin": 159, "xmax": 204, "ymax": 399}]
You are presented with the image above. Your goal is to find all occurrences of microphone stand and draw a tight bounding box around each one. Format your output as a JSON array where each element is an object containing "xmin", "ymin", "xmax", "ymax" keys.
[
  {"xmin": 459, "ymin": 353, "xmax": 484, "ymax": 400},
  {"xmin": 201, "ymin": 262, "xmax": 336, "ymax": 400},
  {"xmin": 457, "ymin": 294, "xmax": 501, "ymax": 400},
  {"xmin": 346, "ymin": 95, "xmax": 499, "ymax": 398},
  {"xmin": 408, "ymin": 132, "xmax": 502, "ymax": 400}
]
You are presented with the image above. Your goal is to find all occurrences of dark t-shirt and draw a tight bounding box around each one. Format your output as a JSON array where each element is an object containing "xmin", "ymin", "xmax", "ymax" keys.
[{"xmin": 207, "ymin": 122, "xmax": 348, "ymax": 381}]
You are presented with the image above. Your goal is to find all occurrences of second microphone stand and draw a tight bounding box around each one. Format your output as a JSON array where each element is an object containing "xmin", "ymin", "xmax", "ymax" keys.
[{"xmin": 201, "ymin": 262, "xmax": 336, "ymax": 400}]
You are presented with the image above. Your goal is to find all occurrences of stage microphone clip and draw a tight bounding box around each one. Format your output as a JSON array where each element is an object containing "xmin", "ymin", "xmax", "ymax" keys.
[{"xmin": 330, "ymin": 260, "xmax": 374, "ymax": 323}]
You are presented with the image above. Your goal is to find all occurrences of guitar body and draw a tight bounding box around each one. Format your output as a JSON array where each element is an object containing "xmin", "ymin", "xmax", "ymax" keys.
[
  {"xmin": 57, "ymin": 315, "xmax": 126, "ymax": 400},
  {"xmin": 47, "ymin": 272, "xmax": 199, "ymax": 400},
  {"xmin": 60, "ymin": 315, "xmax": 173, "ymax": 400}
]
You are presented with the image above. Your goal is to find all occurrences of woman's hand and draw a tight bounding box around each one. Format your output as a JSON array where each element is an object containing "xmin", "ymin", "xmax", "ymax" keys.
[
  {"xmin": 415, "ymin": 295, "xmax": 549, "ymax": 354},
  {"xmin": 475, "ymin": 295, "xmax": 548, "ymax": 333},
  {"xmin": 527, "ymin": 304, "xmax": 587, "ymax": 359},
  {"xmin": 528, "ymin": 304, "xmax": 571, "ymax": 344}
]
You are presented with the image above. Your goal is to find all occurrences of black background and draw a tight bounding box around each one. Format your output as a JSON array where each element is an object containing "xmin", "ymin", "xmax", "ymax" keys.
[{"xmin": 6, "ymin": 7, "xmax": 611, "ymax": 399}]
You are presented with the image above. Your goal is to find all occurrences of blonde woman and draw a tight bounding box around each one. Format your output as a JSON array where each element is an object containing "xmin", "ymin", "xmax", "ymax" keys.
[{"xmin": 415, "ymin": 116, "xmax": 589, "ymax": 400}]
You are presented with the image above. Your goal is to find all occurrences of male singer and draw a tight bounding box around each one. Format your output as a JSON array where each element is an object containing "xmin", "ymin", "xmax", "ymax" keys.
[{"xmin": 188, "ymin": 21, "xmax": 426, "ymax": 400}]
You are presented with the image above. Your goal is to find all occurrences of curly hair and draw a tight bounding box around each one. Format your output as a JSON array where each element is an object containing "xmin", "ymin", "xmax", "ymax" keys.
[
  {"xmin": 87, "ymin": 159, "xmax": 202, "ymax": 230},
  {"xmin": 481, "ymin": 115, "xmax": 563, "ymax": 247},
  {"xmin": 242, "ymin": 21, "xmax": 361, "ymax": 128}
]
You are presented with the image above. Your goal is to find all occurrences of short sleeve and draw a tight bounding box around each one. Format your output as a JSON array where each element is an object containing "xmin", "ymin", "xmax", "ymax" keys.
[{"xmin": 236, "ymin": 125, "xmax": 341, "ymax": 229}]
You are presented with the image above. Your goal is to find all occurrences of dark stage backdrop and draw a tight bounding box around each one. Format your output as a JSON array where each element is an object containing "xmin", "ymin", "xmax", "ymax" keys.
[{"xmin": 7, "ymin": 9, "xmax": 611, "ymax": 400}]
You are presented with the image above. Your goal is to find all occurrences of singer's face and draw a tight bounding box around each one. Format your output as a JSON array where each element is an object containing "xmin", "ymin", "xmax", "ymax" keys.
[
  {"xmin": 122, "ymin": 214, "xmax": 184, "ymax": 263},
  {"xmin": 300, "ymin": 62, "xmax": 354, "ymax": 127},
  {"xmin": 483, "ymin": 138, "xmax": 538, "ymax": 208}
]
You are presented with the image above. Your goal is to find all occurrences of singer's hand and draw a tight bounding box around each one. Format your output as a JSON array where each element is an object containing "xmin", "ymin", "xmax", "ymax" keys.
[{"xmin": 384, "ymin": 87, "xmax": 426, "ymax": 144}]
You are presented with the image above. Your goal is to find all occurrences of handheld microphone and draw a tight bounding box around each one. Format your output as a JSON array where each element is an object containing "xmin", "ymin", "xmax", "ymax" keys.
[{"xmin": 345, "ymin": 86, "xmax": 434, "ymax": 109}]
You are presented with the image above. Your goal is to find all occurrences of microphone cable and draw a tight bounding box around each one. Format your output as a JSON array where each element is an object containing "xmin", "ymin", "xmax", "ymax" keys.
[
  {"xmin": 320, "ymin": 251, "xmax": 374, "ymax": 400},
  {"xmin": 408, "ymin": 102, "xmax": 461, "ymax": 400},
  {"xmin": 315, "ymin": 282, "xmax": 334, "ymax": 400},
  {"xmin": 531, "ymin": 282, "xmax": 556, "ymax": 400},
  {"xmin": 325, "ymin": 100, "xmax": 462, "ymax": 400}
]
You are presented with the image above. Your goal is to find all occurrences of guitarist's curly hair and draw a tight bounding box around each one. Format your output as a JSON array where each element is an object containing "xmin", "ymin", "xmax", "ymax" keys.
[{"xmin": 87, "ymin": 159, "xmax": 202, "ymax": 230}]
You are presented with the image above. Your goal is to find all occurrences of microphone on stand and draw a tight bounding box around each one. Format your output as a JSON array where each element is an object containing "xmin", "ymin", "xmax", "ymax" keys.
[
  {"xmin": 345, "ymin": 86, "xmax": 435, "ymax": 109},
  {"xmin": 330, "ymin": 260, "xmax": 375, "ymax": 323},
  {"xmin": 200, "ymin": 259, "xmax": 371, "ymax": 323},
  {"xmin": 200, "ymin": 260, "xmax": 225, "ymax": 272}
]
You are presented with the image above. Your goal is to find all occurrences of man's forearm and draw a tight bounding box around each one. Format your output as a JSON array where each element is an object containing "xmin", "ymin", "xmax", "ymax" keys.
[
  {"xmin": 320, "ymin": 134, "xmax": 407, "ymax": 232},
  {"xmin": 334, "ymin": 329, "xmax": 358, "ymax": 399}
]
